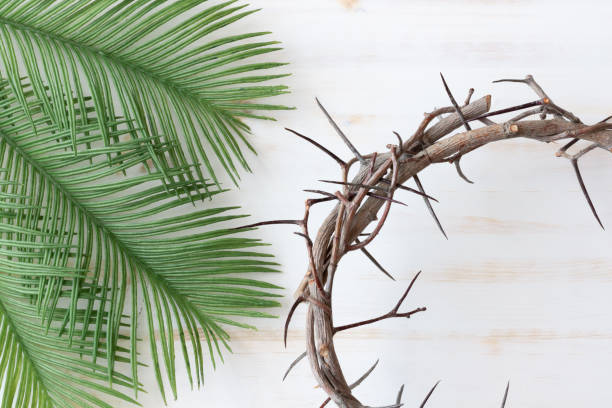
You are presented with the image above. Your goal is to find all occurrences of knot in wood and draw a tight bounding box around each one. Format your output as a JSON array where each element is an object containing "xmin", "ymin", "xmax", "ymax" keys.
[{"xmin": 503, "ymin": 122, "xmax": 520, "ymax": 137}]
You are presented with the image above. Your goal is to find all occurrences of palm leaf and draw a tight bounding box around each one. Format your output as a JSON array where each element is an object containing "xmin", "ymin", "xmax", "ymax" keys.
[
  {"xmin": 0, "ymin": 77, "xmax": 282, "ymax": 406},
  {"xmin": 0, "ymin": 283, "xmax": 139, "ymax": 408},
  {"xmin": 0, "ymin": 0, "xmax": 291, "ymax": 188}
]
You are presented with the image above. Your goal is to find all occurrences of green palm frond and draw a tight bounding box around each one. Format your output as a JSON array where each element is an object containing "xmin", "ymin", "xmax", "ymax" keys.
[
  {"xmin": 0, "ymin": 284, "xmax": 139, "ymax": 407},
  {"xmin": 0, "ymin": 0, "xmax": 290, "ymax": 188},
  {"xmin": 0, "ymin": 75, "xmax": 282, "ymax": 407}
]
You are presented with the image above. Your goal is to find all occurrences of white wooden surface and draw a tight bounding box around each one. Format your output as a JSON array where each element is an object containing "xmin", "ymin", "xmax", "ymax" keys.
[{"xmin": 125, "ymin": 1, "xmax": 612, "ymax": 406}]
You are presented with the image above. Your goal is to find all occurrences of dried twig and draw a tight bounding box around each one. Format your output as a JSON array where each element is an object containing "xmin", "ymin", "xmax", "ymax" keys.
[{"xmin": 333, "ymin": 271, "xmax": 425, "ymax": 333}]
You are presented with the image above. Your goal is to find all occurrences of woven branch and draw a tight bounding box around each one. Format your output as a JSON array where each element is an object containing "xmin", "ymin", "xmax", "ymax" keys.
[{"xmin": 262, "ymin": 75, "xmax": 611, "ymax": 407}]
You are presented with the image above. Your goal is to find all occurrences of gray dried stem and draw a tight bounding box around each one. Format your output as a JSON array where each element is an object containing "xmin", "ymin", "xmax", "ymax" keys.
[{"xmin": 271, "ymin": 75, "xmax": 611, "ymax": 407}]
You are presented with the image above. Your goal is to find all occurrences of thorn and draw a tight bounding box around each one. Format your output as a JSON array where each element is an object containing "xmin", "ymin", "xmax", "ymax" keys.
[
  {"xmin": 366, "ymin": 192, "xmax": 408, "ymax": 207},
  {"xmin": 379, "ymin": 179, "xmax": 440, "ymax": 202},
  {"xmin": 558, "ymin": 138, "xmax": 579, "ymax": 156},
  {"xmin": 492, "ymin": 78, "xmax": 526, "ymax": 84},
  {"xmin": 571, "ymin": 159, "xmax": 604, "ymax": 230},
  {"xmin": 356, "ymin": 239, "xmax": 395, "ymax": 281},
  {"xmin": 413, "ymin": 175, "xmax": 448, "ymax": 239},
  {"xmin": 349, "ymin": 359, "xmax": 379, "ymax": 389},
  {"xmin": 232, "ymin": 219, "xmax": 302, "ymax": 230},
  {"xmin": 393, "ymin": 270, "xmax": 422, "ymax": 312},
  {"xmin": 318, "ymin": 181, "xmax": 408, "ymax": 206},
  {"xmin": 455, "ymin": 156, "xmax": 474, "ymax": 184},
  {"xmin": 393, "ymin": 131, "xmax": 403, "ymax": 148},
  {"xmin": 440, "ymin": 72, "xmax": 471, "ymax": 131},
  {"xmin": 471, "ymin": 100, "xmax": 544, "ymax": 122},
  {"xmin": 395, "ymin": 384, "xmax": 404, "ymax": 404},
  {"xmin": 464, "ymin": 88, "xmax": 475, "ymax": 106},
  {"xmin": 319, "ymin": 179, "xmax": 383, "ymax": 191},
  {"xmin": 294, "ymin": 231, "xmax": 312, "ymax": 245},
  {"xmin": 598, "ymin": 114, "xmax": 612, "ymax": 123},
  {"xmin": 284, "ymin": 297, "xmax": 304, "ymax": 347},
  {"xmin": 304, "ymin": 189, "xmax": 336, "ymax": 198},
  {"xmin": 500, "ymin": 381, "xmax": 510, "ymax": 408},
  {"xmin": 282, "ymin": 351, "xmax": 307, "ymax": 381},
  {"xmin": 420, "ymin": 380, "xmax": 441, "ymax": 407},
  {"xmin": 286, "ymin": 128, "xmax": 346, "ymax": 166},
  {"xmin": 303, "ymin": 189, "xmax": 342, "ymax": 205},
  {"xmin": 319, "ymin": 359, "xmax": 382, "ymax": 407},
  {"xmin": 315, "ymin": 97, "xmax": 366, "ymax": 165}
]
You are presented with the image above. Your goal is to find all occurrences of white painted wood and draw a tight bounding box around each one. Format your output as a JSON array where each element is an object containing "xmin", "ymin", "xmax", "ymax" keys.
[{"xmin": 120, "ymin": 1, "xmax": 612, "ymax": 406}]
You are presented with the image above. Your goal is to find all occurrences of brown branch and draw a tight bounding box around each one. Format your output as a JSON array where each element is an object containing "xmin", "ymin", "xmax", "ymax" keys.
[
  {"xmin": 493, "ymin": 75, "xmax": 581, "ymax": 123},
  {"xmin": 347, "ymin": 147, "xmax": 400, "ymax": 251},
  {"xmin": 334, "ymin": 271, "xmax": 425, "ymax": 334},
  {"xmin": 278, "ymin": 75, "xmax": 612, "ymax": 407}
]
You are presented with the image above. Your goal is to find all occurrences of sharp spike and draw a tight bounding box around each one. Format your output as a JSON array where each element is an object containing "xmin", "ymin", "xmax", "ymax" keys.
[
  {"xmin": 286, "ymin": 127, "xmax": 346, "ymax": 166},
  {"xmin": 349, "ymin": 359, "xmax": 379, "ymax": 389},
  {"xmin": 393, "ymin": 270, "xmax": 422, "ymax": 312},
  {"xmin": 440, "ymin": 73, "xmax": 471, "ymax": 131},
  {"xmin": 420, "ymin": 380, "xmax": 441, "ymax": 408},
  {"xmin": 284, "ymin": 297, "xmax": 304, "ymax": 347},
  {"xmin": 282, "ymin": 351, "xmax": 307, "ymax": 381},
  {"xmin": 471, "ymin": 100, "xmax": 544, "ymax": 122},
  {"xmin": 379, "ymin": 179, "xmax": 440, "ymax": 202},
  {"xmin": 366, "ymin": 192, "xmax": 408, "ymax": 207},
  {"xmin": 356, "ymin": 239, "xmax": 395, "ymax": 281},
  {"xmin": 500, "ymin": 381, "xmax": 510, "ymax": 408},
  {"xmin": 455, "ymin": 156, "xmax": 474, "ymax": 184},
  {"xmin": 413, "ymin": 175, "xmax": 448, "ymax": 239},
  {"xmin": 232, "ymin": 219, "xmax": 302, "ymax": 230},
  {"xmin": 315, "ymin": 97, "xmax": 366, "ymax": 165},
  {"xmin": 393, "ymin": 131, "xmax": 403, "ymax": 148},
  {"xmin": 395, "ymin": 384, "xmax": 405, "ymax": 404},
  {"xmin": 571, "ymin": 159, "xmax": 604, "ymax": 229}
]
